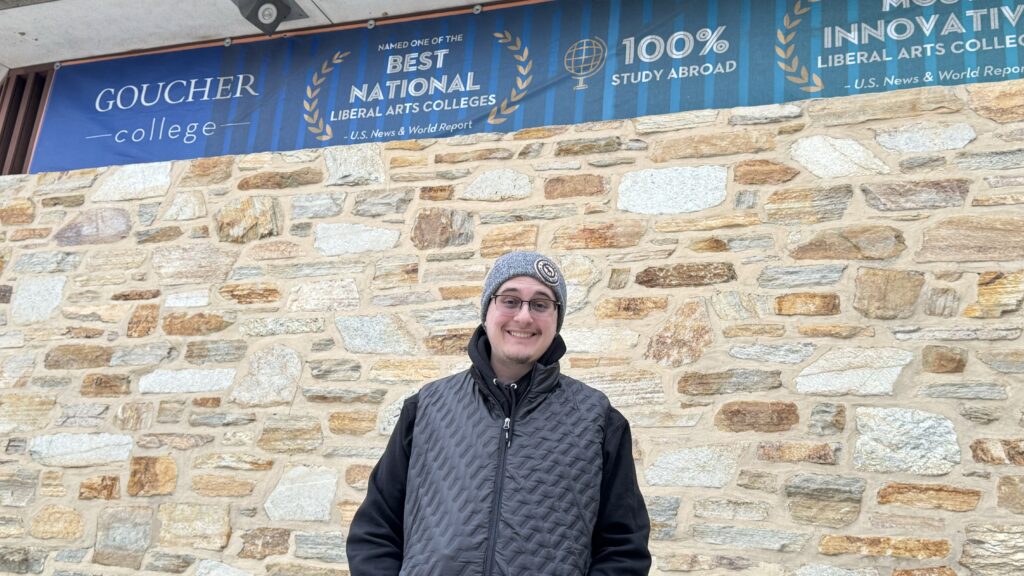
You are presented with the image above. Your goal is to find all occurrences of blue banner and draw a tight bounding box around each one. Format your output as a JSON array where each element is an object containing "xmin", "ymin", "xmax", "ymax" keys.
[{"xmin": 30, "ymin": 0, "xmax": 1024, "ymax": 172}]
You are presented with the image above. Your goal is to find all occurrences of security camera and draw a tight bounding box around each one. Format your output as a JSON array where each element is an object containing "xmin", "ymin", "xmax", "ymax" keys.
[{"xmin": 235, "ymin": 0, "xmax": 292, "ymax": 34}]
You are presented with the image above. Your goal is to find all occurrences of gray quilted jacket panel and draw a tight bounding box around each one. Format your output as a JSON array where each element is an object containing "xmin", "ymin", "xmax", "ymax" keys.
[{"xmin": 401, "ymin": 368, "xmax": 609, "ymax": 576}]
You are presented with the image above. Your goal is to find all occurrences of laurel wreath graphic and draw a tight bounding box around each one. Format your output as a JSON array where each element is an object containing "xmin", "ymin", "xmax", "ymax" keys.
[
  {"xmin": 304, "ymin": 51, "xmax": 351, "ymax": 142},
  {"xmin": 488, "ymin": 31, "xmax": 533, "ymax": 125},
  {"xmin": 776, "ymin": 0, "xmax": 824, "ymax": 93}
]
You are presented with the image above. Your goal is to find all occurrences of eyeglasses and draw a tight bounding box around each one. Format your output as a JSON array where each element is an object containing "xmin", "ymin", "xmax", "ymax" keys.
[{"xmin": 490, "ymin": 294, "xmax": 559, "ymax": 316}]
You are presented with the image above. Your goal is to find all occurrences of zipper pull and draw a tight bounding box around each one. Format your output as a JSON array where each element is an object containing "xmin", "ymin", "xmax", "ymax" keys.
[{"xmin": 503, "ymin": 417, "xmax": 511, "ymax": 447}]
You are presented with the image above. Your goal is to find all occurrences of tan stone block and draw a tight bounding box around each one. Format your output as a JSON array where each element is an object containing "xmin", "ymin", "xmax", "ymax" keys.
[
  {"xmin": 44, "ymin": 345, "xmax": 113, "ymax": 369},
  {"xmin": 61, "ymin": 326, "xmax": 107, "ymax": 339},
  {"xmin": 218, "ymin": 283, "xmax": 282, "ymax": 304},
  {"xmin": 81, "ymin": 373, "xmax": 131, "ymax": 397},
  {"xmin": 969, "ymin": 79, "xmax": 1024, "ymax": 122},
  {"xmin": 554, "ymin": 136, "xmax": 620, "ymax": 156},
  {"xmin": 116, "ymin": 402, "xmax": 154, "ymax": 431},
  {"xmin": 792, "ymin": 225, "xmax": 906, "ymax": 260},
  {"xmin": 734, "ymin": 159, "xmax": 799, "ymax": 185},
  {"xmin": 595, "ymin": 297, "xmax": 668, "ymax": 319},
  {"xmin": 247, "ymin": 240, "xmax": 305, "ymax": 261},
  {"xmin": 258, "ymin": 416, "xmax": 323, "ymax": 453},
  {"xmin": 715, "ymin": 401, "xmax": 798, "ymax": 432},
  {"xmin": 128, "ymin": 456, "xmax": 177, "ymax": 496},
  {"xmin": 389, "ymin": 155, "xmax": 427, "ymax": 168},
  {"xmin": 922, "ymin": 345, "xmax": 966, "ymax": 373},
  {"xmin": 127, "ymin": 304, "xmax": 160, "ymax": 338},
  {"xmin": 10, "ymin": 227, "xmax": 50, "ymax": 241},
  {"xmin": 180, "ymin": 156, "xmax": 234, "ymax": 186},
  {"xmin": 551, "ymin": 220, "xmax": 645, "ymax": 250},
  {"xmin": 997, "ymin": 475, "xmax": 1024, "ymax": 514},
  {"xmin": 608, "ymin": 268, "xmax": 630, "ymax": 289},
  {"xmin": 111, "ymin": 286, "xmax": 160, "ymax": 301},
  {"xmin": 757, "ymin": 441, "xmax": 840, "ymax": 464},
  {"xmin": 238, "ymin": 167, "xmax": 322, "ymax": 190},
  {"xmin": 970, "ymin": 439, "xmax": 1024, "ymax": 465},
  {"xmin": 187, "ymin": 397, "xmax": 219, "ymax": 409},
  {"xmin": 435, "ymin": 148, "xmax": 512, "ymax": 163},
  {"xmin": 411, "ymin": 208, "xmax": 473, "ymax": 250},
  {"xmin": 635, "ymin": 263, "xmax": 736, "ymax": 288},
  {"xmin": 215, "ymin": 196, "xmax": 282, "ymax": 243},
  {"xmin": 774, "ymin": 293, "xmax": 840, "ymax": 316},
  {"xmin": 193, "ymin": 452, "xmax": 274, "ymax": 471},
  {"xmin": 136, "ymin": 433, "xmax": 214, "ymax": 452},
  {"xmin": 806, "ymin": 87, "xmax": 962, "ymax": 126},
  {"xmin": 419, "ymin": 185, "xmax": 454, "ymax": 201},
  {"xmin": 41, "ymin": 195, "xmax": 85, "ymax": 208},
  {"xmin": 0, "ymin": 198, "xmax": 35, "ymax": 225},
  {"xmin": 79, "ymin": 475, "xmax": 120, "ymax": 500},
  {"xmin": 136, "ymin": 226, "xmax": 184, "ymax": 244},
  {"xmin": 877, "ymin": 482, "xmax": 981, "ymax": 512},
  {"xmin": 240, "ymin": 527, "xmax": 291, "ymax": 559},
  {"xmin": 328, "ymin": 411, "xmax": 377, "ymax": 435},
  {"xmin": 852, "ymin": 268, "xmax": 925, "ymax": 320},
  {"xmin": 964, "ymin": 271, "xmax": 1024, "ymax": 318},
  {"xmin": 973, "ymin": 192, "xmax": 1024, "ymax": 206},
  {"xmin": 62, "ymin": 303, "xmax": 130, "ymax": 323},
  {"xmin": 514, "ymin": 126, "xmax": 568, "ymax": 139},
  {"xmin": 0, "ymin": 394, "xmax": 54, "ymax": 432},
  {"xmin": 797, "ymin": 325, "xmax": 874, "ymax": 339},
  {"xmin": 480, "ymin": 224, "xmax": 538, "ymax": 258},
  {"xmin": 425, "ymin": 328, "xmax": 475, "ymax": 355},
  {"xmin": 917, "ymin": 216, "xmax": 1024, "ymax": 262},
  {"xmin": 346, "ymin": 465, "xmax": 373, "ymax": 490},
  {"xmin": 645, "ymin": 298, "xmax": 713, "ymax": 367},
  {"xmin": 689, "ymin": 237, "xmax": 728, "ymax": 252},
  {"xmin": 544, "ymin": 174, "xmax": 606, "ymax": 199},
  {"xmin": 0, "ymin": 514, "xmax": 23, "ymax": 538},
  {"xmin": 163, "ymin": 312, "xmax": 235, "ymax": 336},
  {"xmin": 185, "ymin": 340, "xmax": 248, "ymax": 365},
  {"xmin": 818, "ymin": 534, "xmax": 950, "ymax": 559},
  {"xmin": 338, "ymin": 500, "xmax": 361, "ymax": 527},
  {"xmin": 369, "ymin": 359, "xmax": 440, "ymax": 383},
  {"xmin": 764, "ymin": 185, "xmax": 853, "ymax": 225},
  {"xmin": 652, "ymin": 130, "xmax": 774, "ymax": 161},
  {"xmin": 439, "ymin": 286, "xmax": 482, "ymax": 300},
  {"xmin": 192, "ymin": 474, "xmax": 256, "ymax": 497},
  {"xmin": 40, "ymin": 470, "xmax": 65, "ymax": 497},
  {"xmin": 723, "ymin": 324, "xmax": 786, "ymax": 338},
  {"xmin": 654, "ymin": 212, "xmax": 761, "ymax": 232},
  {"xmin": 157, "ymin": 503, "xmax": 231, "ymax": 550},
  {"xmin": 29, "ymin": 505, "xmax": 83, "ymax": 540}
]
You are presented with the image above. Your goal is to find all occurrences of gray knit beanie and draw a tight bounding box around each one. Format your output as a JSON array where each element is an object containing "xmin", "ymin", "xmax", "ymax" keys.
[{"xmin": 481, "ymin": 251, "xmax": 568, "ymax": 331}]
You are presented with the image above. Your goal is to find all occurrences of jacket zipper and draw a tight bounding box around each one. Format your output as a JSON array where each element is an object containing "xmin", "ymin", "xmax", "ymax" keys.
[{"xmin": 484, "ymin": 380, "xmax": 517, "ymax": 576}]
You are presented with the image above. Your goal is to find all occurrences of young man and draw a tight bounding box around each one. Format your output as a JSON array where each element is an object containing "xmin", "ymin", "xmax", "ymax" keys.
[{"xmin": 346, "ymin": 251, "xmax": 651, "ymax": 575}]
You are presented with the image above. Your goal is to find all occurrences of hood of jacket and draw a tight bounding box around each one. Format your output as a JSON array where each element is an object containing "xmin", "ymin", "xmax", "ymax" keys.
[{"xmin": 466, "ymin": 324, "xmax": 567, "ymax": 418}]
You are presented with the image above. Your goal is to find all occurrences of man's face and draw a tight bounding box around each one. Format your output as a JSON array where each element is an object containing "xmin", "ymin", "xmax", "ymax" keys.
[{"xmin": 484, "ymin": 276, "xmax": 558, "ymax": 377}]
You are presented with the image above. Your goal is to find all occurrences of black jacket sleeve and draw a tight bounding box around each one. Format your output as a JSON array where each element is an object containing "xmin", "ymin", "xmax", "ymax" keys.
[
  {"xmin": 588, "ymin": 407, "xmax": 652, "ymax": 576},
  {"xmin": 346, "ymin": 394, "xmax": 418, "ymax": 576}
]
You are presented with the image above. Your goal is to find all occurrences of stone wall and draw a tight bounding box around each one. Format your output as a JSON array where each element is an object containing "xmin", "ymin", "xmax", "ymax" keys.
[{"xmin": 0, "ymin": 78, "xmax": 1023, "ymax": 576}]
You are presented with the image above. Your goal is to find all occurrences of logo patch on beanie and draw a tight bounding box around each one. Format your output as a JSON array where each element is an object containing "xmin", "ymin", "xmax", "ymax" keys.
[{"xmin": 534, "ymin": 258, "xmax": 560, "ymax": 286}]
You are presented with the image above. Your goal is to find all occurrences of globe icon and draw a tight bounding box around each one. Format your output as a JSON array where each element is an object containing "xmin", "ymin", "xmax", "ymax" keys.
[{"xmin": 564, "ymin": 37, "xmax": 607, "ymax": 90}]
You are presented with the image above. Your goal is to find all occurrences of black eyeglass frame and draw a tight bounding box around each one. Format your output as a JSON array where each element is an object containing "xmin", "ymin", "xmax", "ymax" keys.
[{"xmin": 489, "ymin": 294, "xmax": 560, "ymax": 315}]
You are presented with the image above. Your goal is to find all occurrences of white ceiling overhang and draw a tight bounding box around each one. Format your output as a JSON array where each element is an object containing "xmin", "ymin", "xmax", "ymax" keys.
[{"xmin": 0, "ymin": 0, "xmax": 507, "ymax": 77}]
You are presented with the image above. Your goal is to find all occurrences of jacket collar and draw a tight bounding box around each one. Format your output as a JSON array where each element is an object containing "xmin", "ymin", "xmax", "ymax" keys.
[{"xmin": 467, "ymin": 325, "xmax": 566, "ymax": 415}]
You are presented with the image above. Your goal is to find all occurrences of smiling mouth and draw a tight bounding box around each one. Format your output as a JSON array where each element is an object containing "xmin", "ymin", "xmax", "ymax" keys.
[{"xmin": 506, "ymin": 330, "xmax": 536, "ymax": 339}]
